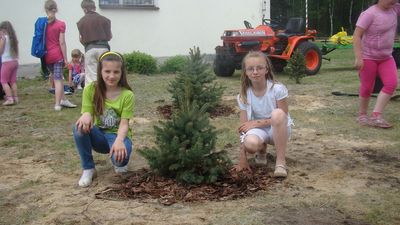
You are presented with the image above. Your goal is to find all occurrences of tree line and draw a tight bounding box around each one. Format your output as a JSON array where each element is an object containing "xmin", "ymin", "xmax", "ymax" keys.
[{"xmin": 270, "ymin": 0, "xmax": 378, "ymax": 37}]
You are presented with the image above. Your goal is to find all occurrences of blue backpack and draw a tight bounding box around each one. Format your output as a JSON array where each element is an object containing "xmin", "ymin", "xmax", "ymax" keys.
[{"xmin": 31, "ymin": 17, "xmax": 48, "ymax": 58}]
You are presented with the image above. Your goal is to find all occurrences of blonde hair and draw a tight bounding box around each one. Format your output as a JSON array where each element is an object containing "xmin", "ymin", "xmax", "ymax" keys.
[{"xmin": 239, "ymin": 51, "xmax": 277, "ymax": 104}]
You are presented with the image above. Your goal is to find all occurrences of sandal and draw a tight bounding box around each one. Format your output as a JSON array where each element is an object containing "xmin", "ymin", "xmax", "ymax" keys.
[
  {"xmin": 368, "ymin": 116, "xmax": 392, "ymax": 129},
  {"xmin": 274, "ymin": 165, "xmax": 288, "ymax": 178},
  {"xmin": 356, "ymin": 114, "xmax": 369, "ymax": 126}
]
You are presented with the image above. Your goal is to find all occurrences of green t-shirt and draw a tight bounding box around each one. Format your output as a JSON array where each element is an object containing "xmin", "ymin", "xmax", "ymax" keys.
[{"xmin": 81, "ymin": 83, "xmax": 135, "ymax": 136}]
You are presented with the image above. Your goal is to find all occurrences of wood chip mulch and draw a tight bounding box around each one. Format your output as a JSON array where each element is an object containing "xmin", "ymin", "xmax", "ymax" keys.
[
  {"xmin": 95, "ymin": 166, "xmax": 280, "ymax": 205},
  {"xmin": 156, "ymin": 104, "xmax": 235, "ymax": 119}
]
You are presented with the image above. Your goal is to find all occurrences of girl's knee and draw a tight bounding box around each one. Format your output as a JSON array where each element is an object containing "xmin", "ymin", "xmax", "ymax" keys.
[
  {"xmin": 381, "ymin": 82, "xmax": 398, "ymax": 95},
  {"xmin": 243, "ymin": 135, "xmax": 263, "ymax": 153},
  {"xmin": 72, "ymin": 125, "xmax": 87, "ymax": 137},
  {"xmin": 271, "ymin": 109, "xmax": 287, "ymax": 124}
]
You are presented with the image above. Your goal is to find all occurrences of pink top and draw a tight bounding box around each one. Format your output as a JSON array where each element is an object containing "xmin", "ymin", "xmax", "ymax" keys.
[
  {"xmin": 45, "ymin": 19, "xmax": 66, "ymax": 64},
  {"xmin": 356, "ymin": 3, "xmax": 400, "ymax": 60}
]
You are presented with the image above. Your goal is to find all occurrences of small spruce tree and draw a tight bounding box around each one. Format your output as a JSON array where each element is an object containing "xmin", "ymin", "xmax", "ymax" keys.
[
  {"xmin": 168, "ymin": 46, "xmax": 225, "ymax": 112},
  {"xmin": 138, "ymin": 83, "xmax": 231, "ymax": 184},
  {"xmin": 286, "ymin": 49, "xmax": 306, "ymax": 84}
]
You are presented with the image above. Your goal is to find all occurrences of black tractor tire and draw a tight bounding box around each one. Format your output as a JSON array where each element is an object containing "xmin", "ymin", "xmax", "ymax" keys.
[
  {"xmin": 213, "ymin": 60, "xmax": 235, "ymax": 77},
  {"xmin": 392, "ymin": 47, "xmax": 400, "ymax": 68},
  {"xmin": 296, "ymin": 41, "xmax": 322, "ymax": 75},
  {"xmin": 270, "ymin": 58, "xmax": 287, "ymax": 73}
]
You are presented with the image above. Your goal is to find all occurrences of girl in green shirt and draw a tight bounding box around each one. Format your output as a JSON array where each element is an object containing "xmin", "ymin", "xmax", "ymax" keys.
[{"xmin": 73, "ymin": 51, "xmax": 134, "ymax": 187}]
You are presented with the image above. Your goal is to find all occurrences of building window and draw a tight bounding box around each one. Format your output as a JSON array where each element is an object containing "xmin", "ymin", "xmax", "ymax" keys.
[{"xmin": 99, "ymin": 0, "xmax": 159, "ymax": 9}]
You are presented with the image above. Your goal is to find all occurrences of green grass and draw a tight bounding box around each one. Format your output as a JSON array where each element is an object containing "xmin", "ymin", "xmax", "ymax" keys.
[{"xmin": 0, "ymin": 48, "xmax": 399, "ymax": 225}]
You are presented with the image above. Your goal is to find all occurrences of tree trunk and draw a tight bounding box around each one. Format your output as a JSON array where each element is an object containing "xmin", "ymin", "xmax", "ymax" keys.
[
  {"xmin": 349, "ymin": 0, "xmax": 353, "ymax": 32},
  {"xmin": 329, "ymin": 0, "xmax": 334, "ymax": 36}
]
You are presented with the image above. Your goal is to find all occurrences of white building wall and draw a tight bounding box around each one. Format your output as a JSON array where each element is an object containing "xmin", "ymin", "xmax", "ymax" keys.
[{"xmin": 0, "ymin": 0, "xmax": 269, "ymax": 65}]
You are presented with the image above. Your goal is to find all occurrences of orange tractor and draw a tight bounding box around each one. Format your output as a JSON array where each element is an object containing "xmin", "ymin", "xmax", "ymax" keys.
[{"xmin": 213, "ymin": 17, "xmax": 322, "ymax": 76}]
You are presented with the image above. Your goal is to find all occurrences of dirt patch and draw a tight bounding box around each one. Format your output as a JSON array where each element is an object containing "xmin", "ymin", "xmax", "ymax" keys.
[
  {"xmin": 95, "ymin": 166, "xmax": 280, "ymax": 205},
  {"xmin": 156, "ymin": 104, "xmax": 235, "ymax": 119},
  {"xmin": 290, "ymin": 95, "xmax": 327, "ymax": 111},
  {"xmin": 263, "ymin": 207, "xmax": 371, "ymax": 225}
]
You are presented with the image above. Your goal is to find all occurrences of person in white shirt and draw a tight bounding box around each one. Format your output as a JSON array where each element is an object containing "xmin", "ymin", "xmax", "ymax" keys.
[{"xmin": 235, "ymin": 51, "xmax": 293, "ymax": 178}]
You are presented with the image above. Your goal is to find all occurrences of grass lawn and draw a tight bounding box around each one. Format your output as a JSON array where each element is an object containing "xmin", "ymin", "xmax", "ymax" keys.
[{"xmin": 0, "ymin": 48, "xmax": 399, "ymax": 225}]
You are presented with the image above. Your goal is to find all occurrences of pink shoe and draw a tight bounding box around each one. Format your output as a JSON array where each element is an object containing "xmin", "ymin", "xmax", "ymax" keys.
[
  {"xmin": 2, "ymin": 97, "xmax": 14, "ymax": 106},
  {"xmin": 368, "ymin": 116, "xmax": 392, "ymax": 129}
]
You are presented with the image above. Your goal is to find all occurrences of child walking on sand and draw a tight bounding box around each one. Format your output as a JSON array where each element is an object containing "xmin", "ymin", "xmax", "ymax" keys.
[
  {"xmin": 68, "ymin": 49, "xmax": 85, "ymax": 90},
  {"xmin": 0, "ymin": 21, "xmax": 19, "ymax": 106},
  {"xmin": 235, "ymin": 51, "xmax": 292, "ymax": 178},
  {"xmin": 73, "ymin": 51, "xmax": 135, "ymax": 187},
  {"xmin": 353, "ymin": 0, "xmax": 399, "ymax": 128}
]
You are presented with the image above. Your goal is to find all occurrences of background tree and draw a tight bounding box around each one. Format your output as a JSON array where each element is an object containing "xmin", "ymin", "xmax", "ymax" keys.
[
  {"xmin": 270, "ymin": 0, "xmax": 379, "ymax": 37},
  {"xmin": 168, "ymin": 47, "xmax": 225, "ymax": 113},
  {"xmin": 285, "ymin": 49, "xmax": 306, "ymax": 84}
]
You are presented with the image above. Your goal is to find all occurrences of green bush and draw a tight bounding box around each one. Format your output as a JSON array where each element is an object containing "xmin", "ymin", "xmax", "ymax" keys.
[
  {"xmin": 159, "ymin": 55, "xmax": 188, "ymax": 73},
  {"xmin": 123, "ymin": 51, "xmax": 157, "ymax": 75},
  {"xmin": 138, "ymin": 85, "xmax": 231, "ymax": 184}
]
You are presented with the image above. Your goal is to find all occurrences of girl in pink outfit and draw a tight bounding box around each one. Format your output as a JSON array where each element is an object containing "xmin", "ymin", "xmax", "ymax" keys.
[
  {"xmin": 44, "ymin": 0, "xmax": 76, "ymax": 111},
  {"xmin": 353, "ymin": 0, "xmax": 400, "ymax": 128},
  {"xmin": 0, "ymin": 21, "xmax": 19, "ymax": 106}
]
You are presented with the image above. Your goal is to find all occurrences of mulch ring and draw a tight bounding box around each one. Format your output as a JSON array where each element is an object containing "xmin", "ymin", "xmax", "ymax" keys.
[
  {"xmin": 157, "ymin": 104, "xmax": 235, "ymax": 119},
  {"xmin": 95, "ymin": 166, "xmax": 282, "ymax": 205}
]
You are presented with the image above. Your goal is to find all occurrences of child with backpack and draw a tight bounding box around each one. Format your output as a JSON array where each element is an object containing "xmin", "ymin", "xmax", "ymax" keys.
[{"xmin": 0, "ymin": 21, "xmax": 19, "ymax": 106}]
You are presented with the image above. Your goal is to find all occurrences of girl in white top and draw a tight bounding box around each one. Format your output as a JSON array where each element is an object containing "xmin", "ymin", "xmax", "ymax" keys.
[
  {"xmin": 0, "ymin": 21, "xmax": 19, "ymax": 106},
  {"xmin": 235, "ymin": 51, "xmax": 292, "ymax": 178}
]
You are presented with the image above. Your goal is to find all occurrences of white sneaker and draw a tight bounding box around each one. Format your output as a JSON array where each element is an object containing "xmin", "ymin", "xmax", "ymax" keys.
[
  {"xmin": 78, "ymin": 169, "xmax": 96, "ymax": 187},
  {"xmin": 60, "ymin": 99, "xmax": 77, "ymax": 108},
  {"xmin": 54, "ymin": 105, "xmax": 62, "ymax": 111},
  {"xmin": 114, "ymin": 165, "xmax": 128, "ymax": 173},
  {"xmin": 255, "ymin": 152, "xmax": 267, "ymax": 165}
]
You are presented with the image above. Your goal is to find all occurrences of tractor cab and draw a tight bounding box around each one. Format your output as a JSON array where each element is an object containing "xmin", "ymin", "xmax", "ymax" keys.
[{"xmin": 274, "ymin": 17, "xmax": 305, "ymax": 54}]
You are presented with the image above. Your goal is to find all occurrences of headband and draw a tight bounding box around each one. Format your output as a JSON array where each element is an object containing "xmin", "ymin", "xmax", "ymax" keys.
[{"xmin": 99, "ymin": 51, "xmax": 123, "ymax": 61}]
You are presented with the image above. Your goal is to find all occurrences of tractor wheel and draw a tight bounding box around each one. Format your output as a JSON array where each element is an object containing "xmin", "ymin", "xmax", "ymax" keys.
[
  {"xmin": 213, "ymin": 60, "xmax": 235, "ymax": 77},
  {"xmin": 270, "ymin": 58, "xmax": 287, "ymax": 73},
  {"xmin": 297, "ymin": 41, "xmax": 322, "ymax": 75}
]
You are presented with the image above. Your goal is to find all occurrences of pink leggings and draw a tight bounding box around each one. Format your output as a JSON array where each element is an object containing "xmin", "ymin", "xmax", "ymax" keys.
[
  {"xmin": 359, "ymin": 58, "xmax": 398, "ymax": 98},
  {"xmin": 1, "ymin": 60, "xmax": 18, "ymax": 84}
]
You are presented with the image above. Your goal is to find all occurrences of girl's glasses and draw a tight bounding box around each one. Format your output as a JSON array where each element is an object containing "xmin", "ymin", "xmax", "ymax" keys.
[{"xmin": 245, "ymin": 66, "xmax": 266, "ymax": 73}]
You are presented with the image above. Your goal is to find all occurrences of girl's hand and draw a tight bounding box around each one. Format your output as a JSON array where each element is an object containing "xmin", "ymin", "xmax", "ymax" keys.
[
  {"xmin": 75, "ymin": 112, "xmax": 92, "ymax": 133},
  {"xmin": 109, "ymin": 138, "xmax": 127, "ymax": 163},
  {"xmin": 238, "ymin": 120, "xmax": 257, "ymax": 133},
  {"xmin": 354, "ymin": 58, "xmax": 363, "ymax": 71}
]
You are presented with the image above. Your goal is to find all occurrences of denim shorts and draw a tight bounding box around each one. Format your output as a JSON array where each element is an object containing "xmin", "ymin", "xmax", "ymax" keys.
[{"xmin": 47, "ymin": 60, "xmax": 64, "ymax": 80}]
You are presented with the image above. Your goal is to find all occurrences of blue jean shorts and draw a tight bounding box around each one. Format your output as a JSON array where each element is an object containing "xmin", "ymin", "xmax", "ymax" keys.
[{"xmin": 47, "ymin": 60, "xmax": 64, "ymax": 80}]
